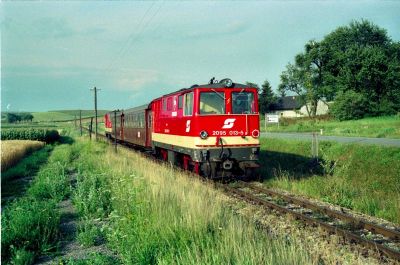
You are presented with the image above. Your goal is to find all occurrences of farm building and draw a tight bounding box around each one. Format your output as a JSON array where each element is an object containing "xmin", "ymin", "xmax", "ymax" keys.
[{"xmin": 270, "ymin": 96, "xmax": 330, "ymax": 117}]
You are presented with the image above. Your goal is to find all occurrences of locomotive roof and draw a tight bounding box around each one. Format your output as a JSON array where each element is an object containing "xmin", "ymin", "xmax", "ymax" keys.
[
  {"xmin": 124, "ymin": 104, "xmax": 149, "ymax": 113},
  {"xmin": 160, "ymin": 82, "xmax": 253, "ymax": 98}
]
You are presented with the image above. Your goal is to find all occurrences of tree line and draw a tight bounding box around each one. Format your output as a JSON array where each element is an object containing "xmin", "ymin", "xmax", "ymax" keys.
[
  {"xmin": 254, "ymin": 20, "xmax": 400, "ymax": 120},
  {"xmin": 4, "ymin": 113, "xmax": 34, "ymax": 123}
]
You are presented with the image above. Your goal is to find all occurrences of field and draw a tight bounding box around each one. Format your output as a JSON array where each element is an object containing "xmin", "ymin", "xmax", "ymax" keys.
[
  {"xmin": 1, "ymin": 140, "xmax": 45, "ymax": 172},
  {"xmin": 2, "ymin": 126, "xmax": 398, "ymax": 264},
  {"xmin": 261, "ymin": 115, "xmax": 400, "ymax": 138},
  {"xmin": 259, "ymin": 137, "xmax": 400, "ymax": 224},
  {"xmin": 2, "ymin": 134, "xmax": 318, "ymax": 264}
]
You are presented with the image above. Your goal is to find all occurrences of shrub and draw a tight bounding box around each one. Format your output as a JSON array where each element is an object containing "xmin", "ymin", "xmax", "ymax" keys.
[{"xmin": 330, "ymin": 90, "xmax": 369, "ymax": 120}]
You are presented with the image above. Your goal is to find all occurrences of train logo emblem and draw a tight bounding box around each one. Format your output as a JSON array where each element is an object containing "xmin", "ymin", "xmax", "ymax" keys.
[
  {"xmin": 186, "ymin": 120, "xmax": 191, "ymax": 132},
  {"xmin": 222, "ymin": 118, "xmax": 236, "ymax": 129}
]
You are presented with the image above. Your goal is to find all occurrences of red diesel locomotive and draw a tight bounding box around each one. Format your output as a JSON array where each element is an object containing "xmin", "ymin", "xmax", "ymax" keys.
[{"xmin": 104, "ymin": 78, "xmax": 260, "ymax": 178}]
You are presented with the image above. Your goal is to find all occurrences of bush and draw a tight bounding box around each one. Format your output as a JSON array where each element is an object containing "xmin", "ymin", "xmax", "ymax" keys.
[
  {"xmin": 1, "ymin": 129, "xmax": 60, "ymax": 143},
  {"xmin": 330, "ymin": 90, "xmax": 369, "ymax": 120}
]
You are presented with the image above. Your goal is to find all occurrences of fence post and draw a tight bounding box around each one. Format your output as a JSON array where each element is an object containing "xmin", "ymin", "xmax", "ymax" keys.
[
  {"xmin": 79, "ymin": 110, "xmax": 82, "ymax": 136},
  {"xmin": 89, "ymin": 117, "xmax": 93, "ymax": 140},
  {"xmin": 311, "ymin": 132, "xmax": 319, "ymax": 161}
]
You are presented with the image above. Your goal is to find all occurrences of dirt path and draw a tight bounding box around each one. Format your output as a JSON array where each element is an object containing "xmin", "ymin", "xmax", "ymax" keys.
[{"xmin": 35, "ymin": 173, "xmax": 116, "ymax": 264}]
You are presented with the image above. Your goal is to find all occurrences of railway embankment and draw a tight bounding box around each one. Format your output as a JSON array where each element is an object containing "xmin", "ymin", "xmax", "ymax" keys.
[
  {"xmin": 259, "ymin": 137, "xmax": 400, "ymax": 225},
  {"xmin": 3, "ymin": 130, "xmax": 399, "ymax": 264}
]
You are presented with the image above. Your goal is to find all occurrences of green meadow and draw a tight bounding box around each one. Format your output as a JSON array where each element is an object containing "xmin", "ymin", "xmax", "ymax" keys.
[{"xmin": 261, "ymin": 115, "xmax": 400, "ymax": 138}]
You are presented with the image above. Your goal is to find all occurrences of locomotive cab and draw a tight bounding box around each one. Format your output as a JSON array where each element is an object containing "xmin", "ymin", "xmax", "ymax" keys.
[{"xmin": 193, "ymin": 82, "xmax": 260, "ymax": 179}]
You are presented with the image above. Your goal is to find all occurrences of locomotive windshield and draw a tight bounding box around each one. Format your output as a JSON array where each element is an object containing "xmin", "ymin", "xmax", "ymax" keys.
[
  {"xmin": 199, "ymin": 91, "xmax": 225, "ymax": 115},
  {"xmin": 232, "ymin": 92, "xmax": 255, "ymax": 114}
]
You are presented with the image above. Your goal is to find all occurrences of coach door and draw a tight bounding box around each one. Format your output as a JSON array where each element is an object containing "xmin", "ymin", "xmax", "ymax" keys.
[{"xmin": 146, "ymin": 110, "xmax": 153, "ymax": 147}]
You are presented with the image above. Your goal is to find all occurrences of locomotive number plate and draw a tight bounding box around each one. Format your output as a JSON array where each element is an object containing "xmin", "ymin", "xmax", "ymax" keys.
[{"xmin": 212, "ymin": 130, "xmax": 245, "ymax": 136}]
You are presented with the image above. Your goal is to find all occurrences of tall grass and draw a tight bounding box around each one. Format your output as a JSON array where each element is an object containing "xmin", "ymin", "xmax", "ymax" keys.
[
  {"xmin": 1, "ymin": 140, "xmax": 45, "ymax": 172},
  {"xmin": 260, "ymin": 138, "xmax": 400, "ymax": 224},
  {"xmin": 66, "ymin": 139, "xmax": 315, "ymax": 264},
  {"xmin": 105, "ymin": 149, "xmax": 314, "ymax": 263}
]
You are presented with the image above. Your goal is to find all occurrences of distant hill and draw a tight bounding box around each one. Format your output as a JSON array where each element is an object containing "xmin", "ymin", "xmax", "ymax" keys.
[
  {"xmin": 31, "ymin": 110, "xmax": 110, "ymax": 122},
  {"xmin": 1, "ymin": 110, "xmax": 110, "ymax": 123}
]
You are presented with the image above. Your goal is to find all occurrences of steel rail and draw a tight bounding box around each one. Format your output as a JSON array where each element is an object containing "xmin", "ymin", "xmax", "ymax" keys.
[
  {"xmin": 239, "ymin": 181, "xmax": 400, "ymax": 241},
  {"xmin": 222, "ymin": 184, "xmax": 400, "ymax": 261}
]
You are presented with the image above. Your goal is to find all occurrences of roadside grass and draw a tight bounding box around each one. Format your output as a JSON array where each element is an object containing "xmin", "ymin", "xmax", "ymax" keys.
[
  {"xmin": 1, "ymin": 143, "xmax": 75, "ymax": 264},
  {"xmin": 1, "ymin": 140, "xmax": 45, "ymax": 172},
  {"xmin": 68, "ymin": 139, "xmax": 315, "ymax": 264},
  {"xmin": 261, "ymin": 115, "xmax": 400, "ymax": 138},
  {"xmin": 259, "ymin": 138, "xmax": 400, "ymax": 224}
]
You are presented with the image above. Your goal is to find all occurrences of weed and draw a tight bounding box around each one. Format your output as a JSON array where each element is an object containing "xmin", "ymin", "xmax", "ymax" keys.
[
  {"xmin": 9, "ymin": 247, "xmax": 35, "ymax": 265},
  {"xmin": 60, "ymin": 253, "xmax": 120, "ymax": 265},
  {"xmin": 77, "ymin": 218, "xmax": 102, "ymax": 247},
  {"xmin": 1, "ymin": 197, "xmax": 60, "ymax": 260}
]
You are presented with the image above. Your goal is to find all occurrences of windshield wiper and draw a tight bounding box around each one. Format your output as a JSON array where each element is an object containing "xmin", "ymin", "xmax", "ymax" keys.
[{"xmin": 211, "ymin": 89, "xmax": 225, "ymax": 100}]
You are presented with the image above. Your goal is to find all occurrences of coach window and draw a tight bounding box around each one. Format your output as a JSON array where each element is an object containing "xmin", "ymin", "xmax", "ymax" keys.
[
  {"xmin": 167, "ymin": 97, "xmax": 173, "ymax": 111},
  {"xmin": 184, "ymin": 92, "xmax": 193, "ymax": 116},
  {"xmin": 178, "ymin": 95, "xmax": 183, "ymax": 109},
  {"xmin": 199, "ymin": 91, "xmax": 225, "ymax": 115},
  {"xmin": 232, "ymin": 92, "xmax": 255, "ymax": 114},
  {"xmin": 163, "ymin": 98, "xmax": 167, "ymax": 111}
]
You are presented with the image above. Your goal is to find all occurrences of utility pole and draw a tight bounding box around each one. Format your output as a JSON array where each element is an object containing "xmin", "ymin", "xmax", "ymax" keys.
[
  {"xmin": 113, "ymin": 109, "xmax": 119, "ymax": 153},
  {"xmin": 90, "ymin": 86, "xmax": 100, "ymax": 141},
  {"xmin": 79, "ymin": 110, "xmax": 82, "ymax": 136}
]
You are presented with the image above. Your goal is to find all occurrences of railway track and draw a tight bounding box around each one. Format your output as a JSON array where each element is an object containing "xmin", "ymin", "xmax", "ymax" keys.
[
  {"xmin": 82, "ymin": 128, "xmax": 400, "ymax": 262},
  {"xmin": 221, "ymin": 181, "xmax": 400, "ymax": 262}
]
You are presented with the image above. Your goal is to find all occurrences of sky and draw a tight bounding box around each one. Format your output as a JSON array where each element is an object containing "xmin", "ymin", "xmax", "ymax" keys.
[{"xmin": 1, "ymin": 1, "xmax": 400, "ymax": 112}]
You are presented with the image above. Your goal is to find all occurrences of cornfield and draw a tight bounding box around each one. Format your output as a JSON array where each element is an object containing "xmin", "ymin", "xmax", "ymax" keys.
[
  {"xmin": 1, "ymin": 128, "xmax": 59, "ymax": 143},
  {"xmin": 1, "ymin": 140, "xmax": 45, "ymax": 172}
]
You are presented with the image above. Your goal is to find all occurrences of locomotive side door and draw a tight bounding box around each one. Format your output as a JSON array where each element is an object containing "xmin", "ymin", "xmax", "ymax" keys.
[{"xmin": 146, "ymin": 110, "xmax": 153, "ymax": 147}]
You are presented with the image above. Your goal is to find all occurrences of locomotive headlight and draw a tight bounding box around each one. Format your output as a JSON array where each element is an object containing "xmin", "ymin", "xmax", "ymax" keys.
[
  {"xmin": 200, "ymin": 130, "xmax": 208, "ymax": 139},
  {"xmin": 251, "ymin": 129, "xmax": 260, "ymax": 138},
  {"xmin": 223, "ymin": 78, "xmax": 233, "ymax": 88}
]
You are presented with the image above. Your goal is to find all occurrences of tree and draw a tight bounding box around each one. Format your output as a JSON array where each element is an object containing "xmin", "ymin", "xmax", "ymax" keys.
[
  {"xmin": 321, "ymin": 20, "xmax": 400, "ymax": 117},
  {"xmin": 259, "ymin": 80, "xmax": 276, "ymax": 114},
  {"xmin": 330, "ymin": 90, "xmax": 369, "ymax": 121},
  {"xmin": 278, "ymin": 19, "xmax": 400, "ymax": 120},
  {"xmin": 278, "ymin": 40, "xmax": 328, "ymax": 118},
  {"xmin": 245, "ymin": 82, "xmax": 260, "ymax": 91},
  {"xmin": 6, "ymin": 113, "xmax": 18, "ymax": 123}
]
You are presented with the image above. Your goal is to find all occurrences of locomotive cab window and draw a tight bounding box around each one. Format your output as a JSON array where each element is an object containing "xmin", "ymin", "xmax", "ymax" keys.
[
  {"xmin": 199, "ymin": 91, "xmax": 225, "ymax": 115},
  {"xmin": 184, "ymin": 92, "xmax": 193, "ymax": 116},
  {"xmin": 232, "ymin": 92, "xmax": 256, "ymax": 114}
]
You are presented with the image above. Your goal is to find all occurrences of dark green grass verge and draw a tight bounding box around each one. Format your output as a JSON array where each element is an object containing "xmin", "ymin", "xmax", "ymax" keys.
[{"xmin": 260, "ymin": 138, "xmax": 400, "ymax": 224}]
